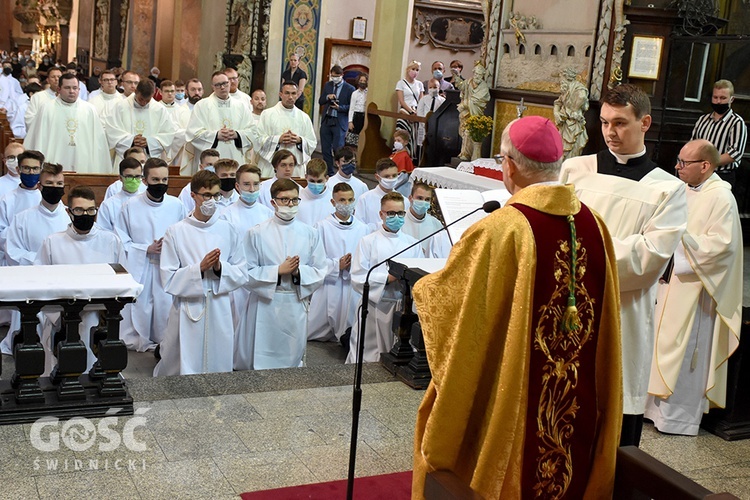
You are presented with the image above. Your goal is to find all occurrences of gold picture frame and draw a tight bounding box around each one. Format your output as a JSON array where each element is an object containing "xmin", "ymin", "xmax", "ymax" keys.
[{"xmin": 628, "ymin": 35, "xmax": 664, "ymax": 80}]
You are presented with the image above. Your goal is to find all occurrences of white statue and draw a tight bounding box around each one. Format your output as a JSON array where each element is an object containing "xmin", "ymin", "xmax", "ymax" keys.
[{"xmin": 554, "ymin": 68, "xmax": 589, "ymax": 160}]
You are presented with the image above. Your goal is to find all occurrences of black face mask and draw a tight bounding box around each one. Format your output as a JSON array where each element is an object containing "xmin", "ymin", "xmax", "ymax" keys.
[
  {"xmin": 2, "ymin": 67, "xmax": 11, "ymax": 75},
  {"xmin": 219, "ymin": 177, "xmax": 235, "ymax": 192},
  {"xmin": 711, "ymin": 102, "xmax": 730, "ymax": 115},
  {"xmin": 358, "ymin": 82, "xmax": 367, "ymax": 89},
  {"xmin": 41, "ymin": 185, "xmax": 65, "ymax": 205},
  {"xmin": 146, "ymin": 183, "xmax": 169, "ymax": 199},
  {"xmin": 71, "ymin": 213, "xmax": 96, "ymax": 232}
]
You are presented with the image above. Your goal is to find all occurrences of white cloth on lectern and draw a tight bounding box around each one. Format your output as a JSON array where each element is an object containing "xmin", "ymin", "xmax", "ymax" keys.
[
  {"xmin": 35, "ymin": 225, "xmax": 125, "ymax": 373},
  {"xmin": 240, "ymin": 216, "xmax": 326, "ymax": 370},
  {"xmin": 25, "ymin": 97, "xmax": 111, "ymax": 173},
  {"xmin": 308, "ymin": 214, "xmax": 371, "ymax": 341},
  {"xmin": 346, "ymin": 226, "xmax": 421, "ymax": 364},
  {"xmin": 153, "ymin": 212, "xmax": 247, "ymax": 376},
  {"xmin": 256, "ymin": 102, "xmax": 316, "ymax": 178},
  {"xmin": 115, "ymin": 192, "xmax": 186, "ymax": 351}
]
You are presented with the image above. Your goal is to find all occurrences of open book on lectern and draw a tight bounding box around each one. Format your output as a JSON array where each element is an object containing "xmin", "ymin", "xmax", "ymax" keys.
[{"xmin": 434, "ymin": 188, "xmax": 512, "ymax": 245}]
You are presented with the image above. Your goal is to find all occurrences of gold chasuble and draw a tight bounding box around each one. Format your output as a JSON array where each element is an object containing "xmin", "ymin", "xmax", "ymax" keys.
[{"xmin": 412, "ymin": 184, "xmax": 623, "ymax": 499}]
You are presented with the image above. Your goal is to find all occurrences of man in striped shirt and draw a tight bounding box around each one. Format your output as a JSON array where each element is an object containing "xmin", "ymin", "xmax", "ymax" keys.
[{"xmin": 691, "ymin": 79, "xmax": 747, "ymax": 189}]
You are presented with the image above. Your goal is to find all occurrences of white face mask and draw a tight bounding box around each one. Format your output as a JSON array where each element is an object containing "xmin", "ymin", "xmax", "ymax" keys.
[
  {"xmin": 379, "ymin": 177, "xmax": 398, "ymax": 190},
  {"xmin": 276, "ymin": 205, "xmax": 299, "ymax": 221},
  {"xmin": 5, "ymin": 157, "xmax": 18, "ymax": 175},
  {"xmin": 199, "ymin": 198, "xmax": 217, "ymax": 217},
  {"xmin": 392, "ymin": 141, "xmax": 404, "ymax": 151},
  {"xmin": 335, "ymin": 202, "xmax": 355, "ymax": 219},
  {"xmin": 331, "ymin": 76, "xmax": 342, "ymax": 84},
  {"xmin": 428, "ymin": 88, "xmax": 439, "ymax": 97}
]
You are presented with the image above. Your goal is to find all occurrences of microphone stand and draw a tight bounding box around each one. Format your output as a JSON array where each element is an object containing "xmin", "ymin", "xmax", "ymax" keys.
[{"xmin": 346, "ymin": 201, "xmax": 500, "ymax": 499}]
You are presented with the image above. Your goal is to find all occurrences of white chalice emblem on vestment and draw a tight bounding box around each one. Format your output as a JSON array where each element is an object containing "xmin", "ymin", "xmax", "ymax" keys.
[
  {"xmin": 135, "ymin": 120, "xmax": 146, "ymax": 135},
  {"xmin": 66, "ymin": 118, "xmax": 78, "ymax": 146}
]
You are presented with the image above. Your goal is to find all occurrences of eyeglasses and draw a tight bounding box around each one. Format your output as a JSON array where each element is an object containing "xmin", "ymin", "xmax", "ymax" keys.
[
  {"xmin": 495, "ymin": 154, "xmax": 514, "ymax": 165},
  {"xmin": 195, "ymin": 192, "xmax": 222, "ymax": 201},
  {"xmin": 212, "ymin": 81, "xmax": 230, "ymax": 88},
  {"xmin": 70, "ymin": 207, "xmax": 98, "ymax": 216},
  {"xmin": 274, "ymin": 197, "xmax": 301, "ymax": 206},
  {"xmin": 20, "ymin": 165, "xmax": 41, "ymax": 173},
  {"xmin": 122, "ymin": 174, "xmax": 143, "ymax": 180},
  {"xmin": 227, "ymin": 76, "xmax": 239, "ymax": 81},
  {"xmin": 385, "ymin": 211, "xmax": 406, "ymax": 217},
  {"xmin": 676, "ymin": 158, "xmax": 705, "ymax": 168},
  {"xmin": 123, "ymin": 80, "xmax": 138, "ymax": 85},
  {"xmin": 101, "ymin": 78, "xmax": 117, "ymax": 82}
]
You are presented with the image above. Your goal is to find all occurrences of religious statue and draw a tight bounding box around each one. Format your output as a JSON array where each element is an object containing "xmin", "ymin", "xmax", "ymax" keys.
[
  {"xmin": 93, "ymin": 0, "xmax": 110, "ymax": 60},
  {"xmin": 237, "ymin": 56, "xmax": 252, "ymax": 93},
  {"xmin": 456, "ymin": 61, "xmax": 491, "ymax": 160},
  {"xmin": 553, "ymin": 68, "xmax": 589, "ymax": 160}
]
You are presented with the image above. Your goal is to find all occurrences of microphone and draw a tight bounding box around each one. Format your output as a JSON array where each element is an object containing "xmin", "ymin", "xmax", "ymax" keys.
[{"xmin": 346, "ymin": 198, "xmax": 501, "ymax": 499}]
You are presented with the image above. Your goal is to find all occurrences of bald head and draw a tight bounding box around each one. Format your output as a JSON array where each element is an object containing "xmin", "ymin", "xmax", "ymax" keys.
[{"xmin": 676, "ymin": 139, "xmax": 720, "ymax": 186}]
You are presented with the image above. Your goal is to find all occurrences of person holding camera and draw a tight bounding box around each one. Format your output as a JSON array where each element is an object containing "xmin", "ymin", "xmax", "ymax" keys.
[{"xmin": 319, "ymin": 65, "xmax": 354, "ymax": 176}]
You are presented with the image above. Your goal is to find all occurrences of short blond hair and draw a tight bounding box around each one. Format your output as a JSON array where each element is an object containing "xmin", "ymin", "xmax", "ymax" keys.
[{"xmin": 714, "ymin": 80, "xmax": 734, "ymax": 96}]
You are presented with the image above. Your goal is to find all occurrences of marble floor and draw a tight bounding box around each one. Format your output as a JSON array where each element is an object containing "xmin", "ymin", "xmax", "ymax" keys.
[{"xmin": 0, "ymin": 340, "xmax": 748, "ymax": 499}]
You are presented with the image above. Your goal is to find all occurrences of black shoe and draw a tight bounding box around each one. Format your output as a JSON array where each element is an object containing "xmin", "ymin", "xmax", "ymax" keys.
[
  {"xmin": 154, "ymin": 344, "xmax": 161, "ymax": 360},
  {"xmin": 340, "ymin": 329, "xmax": 351, "ymax": 353}
]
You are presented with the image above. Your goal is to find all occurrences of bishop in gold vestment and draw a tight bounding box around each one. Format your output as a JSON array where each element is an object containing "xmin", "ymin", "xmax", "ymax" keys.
[{"xmin": 412, "ymin": 117, "xmax": 623, "ymax": 499}]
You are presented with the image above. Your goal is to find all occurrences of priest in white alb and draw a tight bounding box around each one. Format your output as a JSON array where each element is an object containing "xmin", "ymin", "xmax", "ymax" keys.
[
  {"xmin": 24, "ymin": 73, "xmax": 111, "ymax": 173},
  {"xmin": 159, "ymin": 79, "xmax": 191, "ymax": 165},
  {"xmin": 256, "ymin": 81, "xmax": 316, "ymax": 178},
  {"xmin": 645, "ymin": 140, "xmax": 742, "ymax": 436},
  {"xmin": 88, "ymin": 69, "xmax": 124, "ymax": 124},
  {"xmin": 154, "ymin": 170, "xmax": 248, "ymax": 376},
  {"xmin": 24, "ymin": 67, "xmax": 61, "ymax": 131},
  {"xmin": 559, "ymin": 84, "xmax": 687, "ymax": 447},
  {"xmin": 185, "ymin": 71, "xmax": 259, "ymax": 173},
  {"xmin": 105, "ymin": 79, "xmax": 176, "ymax": 167}
]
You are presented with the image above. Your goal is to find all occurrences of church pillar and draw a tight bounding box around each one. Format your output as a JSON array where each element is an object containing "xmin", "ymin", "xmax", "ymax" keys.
[
  {"xmin": 196, "ymin": 0, "xmax": 227, "ymax": 84},
  {"xmin": 366, "ymin": 0, "xmax": 414, "ymax": 141},
  {"xmin": 154, "ymin": 0, "xmax": 175, "ymax": 78}
]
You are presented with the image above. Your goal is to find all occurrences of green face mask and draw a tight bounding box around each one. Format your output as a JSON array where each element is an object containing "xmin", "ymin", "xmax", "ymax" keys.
[{"xmin": 122, "ymin": 177, "xmax": 142, "ymax": 194}]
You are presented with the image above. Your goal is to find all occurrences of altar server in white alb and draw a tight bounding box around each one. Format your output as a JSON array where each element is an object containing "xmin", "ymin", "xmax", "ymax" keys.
[
  {"xmin": 256, "ymin": 81, "xmax": 316, "ymax": 178},
  {"xmin": 308, "ymin": 182, "xmax": 371, "ymax": 343},
  {"xmin": 105, "ymin": 79, "xmax": 176, "ymax": 167},
  {"xmin": 0, "ymin": 142, "xmax": 24, "ymax": 199},
  {"xmin": 355, "ymin": 158, "xmax": 410, "ymax": 228},
  {"xmin": 402, "ymin": 182, "xmax": 443, "ymax": 256},
  {"xmin": 154, "ymin": 170, "xmax": 248, "ymax": 376},
  {"xmin": 25, "ymin": 73, "xmax": 111, "ymax": 173},
  {"xmin": 178, "ymin": 149, "xmax": 220, "ymax": 210},
  {"xmin": 0, "ymin": 150, "xmax": 43, "ymax": 268},
  {"xmin": 223, "ymin": 164, "xmax": 272, "ymax": 370},
  {"xmin": 242, "ymin": 179, "xmax": 327, "ymax": 369},
  {"xmin": 36, "ymin": 186, "xmax": 125, "ymax": 373},
  {"xmin": 214, "ymin": 158, "xmax": 240, "ymax": 212},
  {"xmin": 346, "ymin": 191, "xmax": 421, "ymax": 364},
  {"xmin": 98, "ymin": 157, "xmax": 146, "ymax": 232},
  {"xmin": 645, "ymin": 140, "xmax": 742, "ymax": 436},
  {"xmin": 5, "ymin": 162, "xmax": 69, "ymax": 266},
  {"xmin": 116, "ymin": 158, "xmax": 187, "ymax": 351},
  {"xmin": 559, "ymin": 84, "xmax": 687, "ymax": 447},
  {"xmin": 297, "ymin": 158, "xmax": 332, "ymax": 227},
  {"xmin": 185, "ymin": 71, "xmax": 259, "ymax": 173},
  {"xmin": 326, "ymin": 147, "xmax": 369, "ymax": 200},
  {"xmin": 1, "ymin": 163, "xmax": 69, "ymax": 354},
  {"xmin": 103, "ymin": 147, "xmax": 148, "ymax": 199}
]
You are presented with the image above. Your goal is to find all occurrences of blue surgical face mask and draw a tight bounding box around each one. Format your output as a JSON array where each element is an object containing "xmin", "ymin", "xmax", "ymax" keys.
[
  {"xmin": 433, "ymin": 70, "xmax": 443, "ymax": 79},
  {"xmin": 411, "ymin": 199, "xmax": 430, "ymax": 216},
  {"xmin": 20, "ymin": 172, "xmax": 40, "ymax": 188},
  {"xmin": 341, "ymin": 162, "xmax": 356, "ymax": 176},
  {"xmin": 307, "ymin": 182, "xmax": 325, "ymax": 195},
  {"xmin": 240, "ymin": 189, "xmax": 260, "ymax": 204},
  {"xmin": 204, "ymin": 165, "xmax": 215, "ymax": 173},
  {"xmin": 175, "ymin": 92, "xmax": 185, "ymax": 100},
  {"xmin": 384, "ymin": 215, "xmax": 405, "ymax": 232}
]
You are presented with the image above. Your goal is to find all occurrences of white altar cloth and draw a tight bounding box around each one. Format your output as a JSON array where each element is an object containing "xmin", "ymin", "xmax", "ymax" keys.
[
  {"xmin": 0, "ymin": 264, "xmax": 143, "ymax": 302},
  {"xmin": 411, "ymin": 167, "xmax": 505, "ymax": 191}
]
